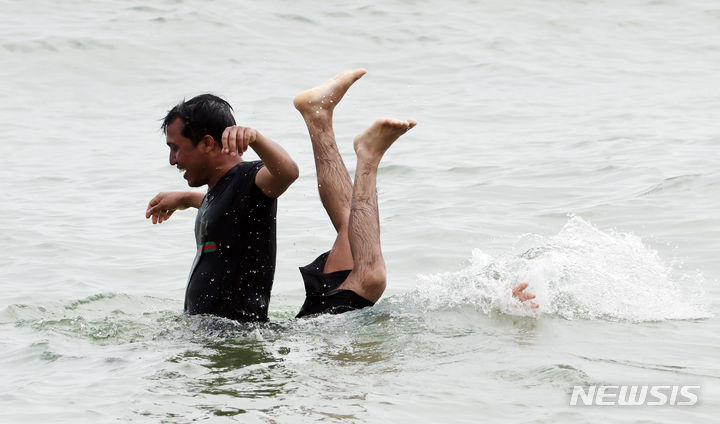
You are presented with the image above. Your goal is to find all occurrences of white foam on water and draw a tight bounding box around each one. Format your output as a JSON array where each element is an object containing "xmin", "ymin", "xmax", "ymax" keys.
[{"xmin": 398, "ymin": 217, "xmax": 710, "ymax": 322}]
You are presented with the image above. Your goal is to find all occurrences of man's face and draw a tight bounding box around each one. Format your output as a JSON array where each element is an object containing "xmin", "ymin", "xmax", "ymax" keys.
[{"xmin": 166, "ymin": 117, "xmax": 208, "ymax": 187}]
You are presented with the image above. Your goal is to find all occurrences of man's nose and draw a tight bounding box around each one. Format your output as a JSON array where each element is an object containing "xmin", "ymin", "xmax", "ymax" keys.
[{"xmin": 169, "ymin": 152, "xmax": 177, "ymax": 165}]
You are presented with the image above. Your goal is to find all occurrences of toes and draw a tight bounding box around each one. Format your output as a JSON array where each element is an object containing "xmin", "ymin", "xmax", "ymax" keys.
[
  {"xmin": 353, "ymin": 68, "xmax": 367, "ymax": 80},
  {"xmin": 375, "ymin": 117, "xmax": 418, "ymax": 135},
  {"xmin": 377, "ymin": 117, "xmax": 395, "ymax": 127},
  {"xmin": 341, "ymin": 68, "xmax": 366, "ymax": 81},
  {"xmin": 380, "ymin": 118, "xmax": 409, "ymax": 127}
]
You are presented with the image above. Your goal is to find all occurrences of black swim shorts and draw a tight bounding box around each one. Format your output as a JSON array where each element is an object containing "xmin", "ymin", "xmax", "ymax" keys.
[{"xmin": 295, "ymin": 251, "xmax": 374, "ymax": 318}]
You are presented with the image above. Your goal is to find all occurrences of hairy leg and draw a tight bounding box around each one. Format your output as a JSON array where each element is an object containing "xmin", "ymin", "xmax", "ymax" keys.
[
  {"xmin": 294, "ymin": 69, "xmax": 366, "ymax": 272},
  {"xmin": 338, "ymin": 118, "xmax": 417, "ymax": 302}
]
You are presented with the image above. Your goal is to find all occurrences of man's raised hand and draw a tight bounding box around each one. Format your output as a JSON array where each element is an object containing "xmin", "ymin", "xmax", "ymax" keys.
[{"xmin": 221, "ymin": 125, "xmax": 257, "ymax": 156}]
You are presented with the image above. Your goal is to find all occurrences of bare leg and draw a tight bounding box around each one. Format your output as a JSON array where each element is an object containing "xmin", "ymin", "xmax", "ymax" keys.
[
  {"xmin": 294, "ymin": 69, "xmax": 367, "ymax": 273},
  {"xmin": 338, "ymin": 118, "xmax": 417, "ymax": 302}
]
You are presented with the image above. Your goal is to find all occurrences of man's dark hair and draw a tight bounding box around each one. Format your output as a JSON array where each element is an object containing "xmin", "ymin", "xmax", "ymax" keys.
[{"xmin": 161, "ymin": 94, "xmax": 236, "ymax": 147}]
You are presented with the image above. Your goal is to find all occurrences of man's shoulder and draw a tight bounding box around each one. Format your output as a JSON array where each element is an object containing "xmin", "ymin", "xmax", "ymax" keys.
[
  {"xmin": 233, "ymin": 160, "xmax": 264, "ymax": 178},
  {"xmin": 221, "ymin": 160, "xmax": 262, "ymax": 184},
  {"xmin": 229, "ymin": 160, "xmax": 270, "ymax": 198}
]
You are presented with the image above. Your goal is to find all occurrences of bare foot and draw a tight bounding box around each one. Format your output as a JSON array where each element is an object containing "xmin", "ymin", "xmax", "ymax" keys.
[
  {"xmin": 293, "ymin": 69, "xmax": 367, "ymax": 120},
  {"xmin": 353, "ymin": 117, "xmax": 418, "ymax": 162}
]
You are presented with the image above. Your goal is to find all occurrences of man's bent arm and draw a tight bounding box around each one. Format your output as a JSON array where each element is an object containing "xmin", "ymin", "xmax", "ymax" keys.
[
  {"xmin": 250, "ymin": 132, "xmax": 299, "ymax": 198},
  {"xmin": 221, "ymin": 126, "xmax": 299, "ymax": 198}
]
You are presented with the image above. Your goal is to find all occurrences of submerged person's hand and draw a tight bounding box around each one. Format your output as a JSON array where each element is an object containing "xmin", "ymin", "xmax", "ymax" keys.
[
  {"xmin": 221, "ymin": 125, "xmax": 257, "ymax": 156},
  {"xmin": 512, "ymin": 282, "xmax": 539, "ymax": 309},
  {"xmin": 145, "ymin": 192, "xmax": 198, "ymax": 224}
]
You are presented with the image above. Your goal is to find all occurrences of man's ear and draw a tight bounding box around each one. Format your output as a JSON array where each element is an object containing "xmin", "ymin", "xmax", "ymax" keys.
[{"xmin": 199, "ymin": 135, "xmax": 217, "ymax": 153}]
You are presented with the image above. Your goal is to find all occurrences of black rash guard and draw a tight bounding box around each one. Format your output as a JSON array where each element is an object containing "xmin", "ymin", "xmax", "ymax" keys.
[{"xmin": 184, "ymin": 161, "xmax": 277, "ymax": 322}]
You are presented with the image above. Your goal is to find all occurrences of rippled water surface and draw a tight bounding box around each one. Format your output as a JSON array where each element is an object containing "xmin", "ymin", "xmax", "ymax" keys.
[{"xmin": 1, "ymin": 0, "xmax": 719, "ymax": 422}]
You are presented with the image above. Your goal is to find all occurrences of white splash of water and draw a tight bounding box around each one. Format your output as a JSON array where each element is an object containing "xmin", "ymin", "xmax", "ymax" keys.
[{"xmin": 398, "ymin": 217, "xmax": 710, "ymax": 322}]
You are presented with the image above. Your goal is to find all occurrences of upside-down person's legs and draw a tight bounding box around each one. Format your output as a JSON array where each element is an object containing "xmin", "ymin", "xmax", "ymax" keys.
[
  {"xmin": 337, "ymin": 118, "xmax": 417, "ymax": 303},
  {"xmin": 293, "ymin": 69, "xmax": 367, "ymax": 273}
]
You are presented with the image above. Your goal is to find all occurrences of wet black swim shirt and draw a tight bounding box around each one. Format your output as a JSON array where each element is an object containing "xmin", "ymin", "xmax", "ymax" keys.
[{"xmin": 184, "ymin": 161, "xmax": 277, "ymax": 322}]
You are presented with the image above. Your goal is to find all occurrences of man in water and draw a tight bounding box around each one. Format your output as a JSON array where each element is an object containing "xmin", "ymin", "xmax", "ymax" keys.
[
  {"xmin": 147, "ymin": 70, "xmax": 537, "ymax": 321},
  {"xmin": 146, "ymin": 94, "xmax": 299, "ymax": 322}
]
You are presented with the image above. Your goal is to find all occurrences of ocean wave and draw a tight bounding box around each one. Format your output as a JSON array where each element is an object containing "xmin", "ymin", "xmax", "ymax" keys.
[{"xmin": 389, "ymin": 216, "xmax": 710, "ymax": 322}]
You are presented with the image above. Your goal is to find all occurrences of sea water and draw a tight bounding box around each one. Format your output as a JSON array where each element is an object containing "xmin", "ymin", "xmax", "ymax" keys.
[{"xmin": 1, "ymin": 0, "xmax": 718, "ymax": 422}]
